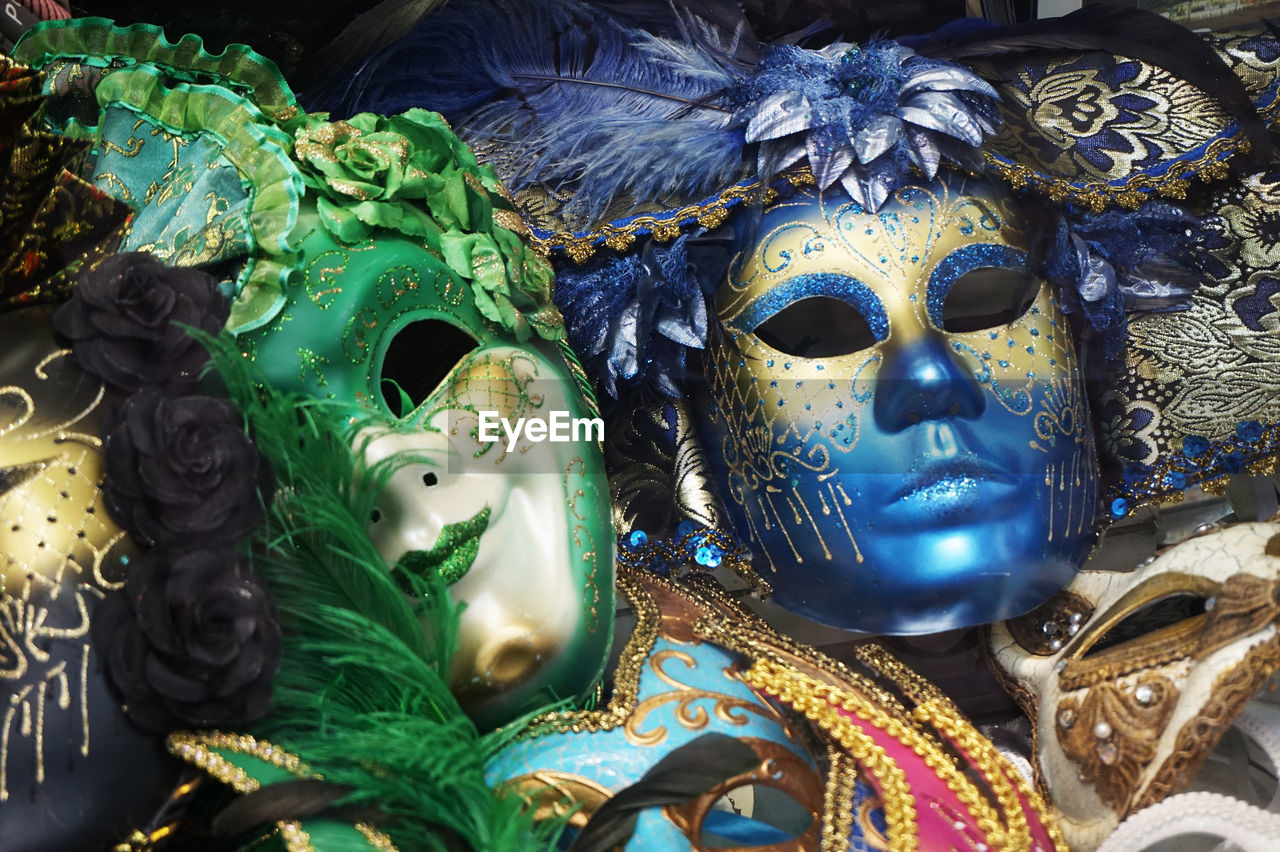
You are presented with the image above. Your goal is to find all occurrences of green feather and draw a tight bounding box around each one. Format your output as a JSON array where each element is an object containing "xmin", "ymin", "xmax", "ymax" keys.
[{"xmin": 196, "ymin": 333, "xmax": 565, "ymax": 851}]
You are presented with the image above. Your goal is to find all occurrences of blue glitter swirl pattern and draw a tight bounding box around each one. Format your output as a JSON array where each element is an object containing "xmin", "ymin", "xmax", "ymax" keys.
[
  {"xmin": 926, "ymin": 244, "xmax": 1030, "ymax": 329},
  {"xmin": 733, "ymin": 272, "xmax": 889, "ymax": 343}
]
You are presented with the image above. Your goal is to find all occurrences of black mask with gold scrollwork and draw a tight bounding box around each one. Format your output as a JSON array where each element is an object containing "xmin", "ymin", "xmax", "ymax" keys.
[{"xmin": 0, "ymin": 306, "xmax": 181, "ymax": 852}]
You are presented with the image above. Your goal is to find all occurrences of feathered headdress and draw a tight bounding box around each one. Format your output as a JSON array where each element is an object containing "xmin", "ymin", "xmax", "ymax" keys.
[
  {"xmin": 317, "ymin": 0, "xmax": 1002, "ymax": 218},
  {"xmin": 312, "ymin": 0, "xmax": 1273, "ymax": 423}
]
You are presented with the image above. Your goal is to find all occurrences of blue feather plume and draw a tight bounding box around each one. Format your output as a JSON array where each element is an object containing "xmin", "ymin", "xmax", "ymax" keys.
[{"xmin": 308, "ymin": 0, "xmax": 755, "ymax": 224}]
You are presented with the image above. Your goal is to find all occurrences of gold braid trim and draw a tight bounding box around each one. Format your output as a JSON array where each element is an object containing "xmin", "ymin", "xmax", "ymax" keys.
[
  {"xmin": 859, "ymin": 643, "xmax": 1064, "ymax": 849},
  {"xmin": 1136, "ymin": 636, "xmax": 1280, "ymax": 811},
  {"xmin": 166, "ymin": 731, "xmax": 314, "ymax": 792},
  {"xmin": 821, "ymin": 748, "xmax": 859, "ymax": 852},
  {"xmin": 355, "ymin": 823, "xmax": 400, "ymax": 851},
  {"xmin": 985, "ymin": 133, "xmax": 1247, "ymax": 212},
  {"xmin": 741, "ymin": 658, "xmax": 922, "ymax": 852},
  {"xmin": 529, "ymin": 172, "xmax": 813, "ymax": 263},
  {"xmin": 278, "ymin": 821, "xmax": 315, "ymax": 852}
]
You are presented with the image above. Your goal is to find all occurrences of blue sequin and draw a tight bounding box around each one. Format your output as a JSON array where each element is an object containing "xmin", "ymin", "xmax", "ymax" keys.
[
  {"xmin": 695, "ymin": 545, "xmax": 723, "ymax": 568},
  {"xmin": 927, "ymin": 244, "xmax": 1030, "ymax": 329},
  {"xmin": 629, "ymin": 530, "xmax": 648, "ymax": 547},
  {"xmin": 1182, "ymin": 435, "xmax": 1210, "ymax": 457},
  {"xmin": 1163, "ymin": 470, "xmax": 1187, "ymax": 489},
  {"xmin": 1236, "ymin": 420, "xmax": 1264, "ymax": 442},
  {"xmin": 1217, "ymin": 450, "xmax": 1246, "ymax": 473},
  {"xmin": 733, "ymin": 273, "xmax": 889, "ymax": 341},
  {"xmin": 676, "ymin": 520, "xmax": 696, "ymax": 538},
  {"xmin": 1110, "ymin": 497, "xmax": 1130, "ymax": 518}
]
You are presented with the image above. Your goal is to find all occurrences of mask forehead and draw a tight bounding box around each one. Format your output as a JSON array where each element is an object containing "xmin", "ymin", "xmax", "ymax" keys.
[{"xmin": 723, "ymin": 175, "xmax": 1033, "ymax": 334}]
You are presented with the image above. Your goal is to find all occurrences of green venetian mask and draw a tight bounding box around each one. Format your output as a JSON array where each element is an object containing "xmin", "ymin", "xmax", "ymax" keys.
[{"xmin": 241, "ymin": 110, "xmax": 615, "ymax": 729}]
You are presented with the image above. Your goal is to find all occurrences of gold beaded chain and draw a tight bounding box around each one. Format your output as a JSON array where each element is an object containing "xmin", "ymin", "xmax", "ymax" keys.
[
  {"xmin": 713, "ymin": 618, "xmax": 1069, "ymax": 852},
  {"xmin": 743, "ymin": 657, "xmax": 921, "ymax": 852},
  {"xmin": 821, "ymin": 746, "xmax": 862, "ymax": 852},
  {"xmin": 857, "ymin": 644, "xmax": 1065, "ymax": 852}
]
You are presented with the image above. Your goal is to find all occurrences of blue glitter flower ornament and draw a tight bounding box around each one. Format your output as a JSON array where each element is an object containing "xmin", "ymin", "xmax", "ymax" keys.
[
  {"xmin": 730, "ymin": 40, "xmax": 1003, "ymax": 210},
  {"xmin": 555, "ymin": 234, "xmax": 726, "ymax": 397}
]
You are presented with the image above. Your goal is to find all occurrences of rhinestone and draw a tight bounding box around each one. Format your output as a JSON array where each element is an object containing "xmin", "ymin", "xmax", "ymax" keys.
[
  {"xmin": 1097, "ymin": 742, "xmax": 1118, "ymax": 765},
  {"xmin": 1068, "ymin": 623, "xmax": 1080, "ymax": 636},
  {"xmin": 1049, "ymin": 638, "xmax": 1063, "ymax": 651},
  {"xmin": 1055, "ymin": 659, "xmax": 1067, "ymax": 673},
  {"xmin": 953, "ymin": 821, "xmax": 966, "ymax": 830},
  {"xmin": 1094, "ymin": 722, "xmax": 1112, "ymax": 739},
  {"xmin": 1042, "ymin": 620, "xmax": 1061, "ymax": 636},
  {"xmin": 1070, "ymin": 611, "xmax": 1084, "ymax": 624},
  {"xmin": 1058, "ymin": 708, "xmax": 1076, "ymax": 728},
  {"xmin": 1135, "ymin": 685, "xmax": 1155, "ymax": 705},
  {"xmin": 1205, "ymin": 596, "xmax": 1216, "ymax": 611}
]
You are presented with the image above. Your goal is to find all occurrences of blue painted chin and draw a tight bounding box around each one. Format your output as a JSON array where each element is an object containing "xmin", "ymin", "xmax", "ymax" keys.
[
  {"xmin": 754, "ymin": 468, "xmax": 1090, "ymax": 634},
  {"xmin": 696, "ymin": 361, "xmax": 1099, "ymax": 634}
]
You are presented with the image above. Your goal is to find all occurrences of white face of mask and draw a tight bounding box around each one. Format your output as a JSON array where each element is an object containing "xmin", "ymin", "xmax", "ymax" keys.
[{"xmin": 361, "ymin": 342, "xmax": 613, "ymax": 728}]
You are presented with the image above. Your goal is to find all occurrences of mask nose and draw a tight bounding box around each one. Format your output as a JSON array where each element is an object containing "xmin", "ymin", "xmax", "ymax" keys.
[{"xmin": 872, "ymin": 336, "xmax": 985, "ymax": 433}]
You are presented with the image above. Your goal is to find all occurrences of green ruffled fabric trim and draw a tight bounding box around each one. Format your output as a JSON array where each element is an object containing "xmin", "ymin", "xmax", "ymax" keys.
[
  {"xmin": 91, "ymin": 65, "xmax": 303, "ymax": 332},
  {"xmin": 13, "ymin": 17, "xmax": 297, "ymax": 121}
]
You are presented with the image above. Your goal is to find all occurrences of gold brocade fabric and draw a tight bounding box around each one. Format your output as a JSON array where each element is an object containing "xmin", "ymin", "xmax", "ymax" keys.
[
  {"xmin": 1098, "ymin": 165, "xmax": 1280, "ymax": 505},
  {"xmin": 975, "ymin": 27, "xmax": 1280, "ymax": 210},
  {"xmin": 0, "ymin": 55, "xmax": 130, "ymax": 311}
]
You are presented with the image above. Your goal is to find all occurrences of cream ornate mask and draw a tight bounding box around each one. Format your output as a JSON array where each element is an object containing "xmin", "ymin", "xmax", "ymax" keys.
[
  {"xmin": 695, "ymin": 170, "xmax": 1098, "ymax": 633},
  {"xmin": 989, "ymin": 520, "xmax": 1280, "ymax": 850}
]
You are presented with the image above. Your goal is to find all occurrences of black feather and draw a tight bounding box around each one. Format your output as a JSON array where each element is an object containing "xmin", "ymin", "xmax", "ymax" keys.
[{"xmin": 567, "ymin": 733, "xmax": 759, "ymax": 852}]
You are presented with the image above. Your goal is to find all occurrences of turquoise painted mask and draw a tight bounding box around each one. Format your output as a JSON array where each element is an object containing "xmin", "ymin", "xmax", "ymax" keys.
[
  {"xmin": 485, "ymin": 568, "xmax": 888, "ymax": 851},
  {"xmin": 695, "ymin": 171, "xmax": 1098, "ymax": 633}
]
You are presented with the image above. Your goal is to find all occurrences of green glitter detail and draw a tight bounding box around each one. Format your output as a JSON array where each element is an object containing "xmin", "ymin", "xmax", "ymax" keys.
[{"xmin": 393, "ymin": 506, "xmax": 491, "ymax": 588}]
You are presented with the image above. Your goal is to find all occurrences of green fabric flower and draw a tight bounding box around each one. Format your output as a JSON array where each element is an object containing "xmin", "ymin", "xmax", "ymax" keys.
[{"xmin": 291, "ymin": 108, "xmax": 561, "ymax": 341}]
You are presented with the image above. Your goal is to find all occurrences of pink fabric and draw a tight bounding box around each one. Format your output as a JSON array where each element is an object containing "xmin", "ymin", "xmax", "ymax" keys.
[{"xmin": 832, "ymin": 700, "xmax": 1056, "ymax": 851}]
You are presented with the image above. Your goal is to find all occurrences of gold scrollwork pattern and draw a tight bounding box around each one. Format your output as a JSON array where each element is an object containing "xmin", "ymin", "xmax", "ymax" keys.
[
  {"xmin": 624, "ymin": 649, "xmax": 786, "ymax": 746},
  {"xmin": 1054, "ymin": 675, "xmax": 1179, "ymax": 812}
]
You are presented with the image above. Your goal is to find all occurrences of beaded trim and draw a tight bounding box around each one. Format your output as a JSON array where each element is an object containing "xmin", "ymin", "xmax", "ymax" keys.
[
  {"xmin": 279, "ymin": 821, "xmax": 315, "ymax": 852},
  {"xmin": 984, "ymin": 135, "xmax": 1242, "ymax": 213},
  {"xmin": 742, "ymin": 658, "xmax": 922, "ymax": 852},
  {"xmin": 821, "ymin": 748, "xmax": 859, "ymax": 852},
  {"xmin": 527, "ymin": 172, "xmax": 814, "ymax": 263},
  {"xmin": 166, "ymin": 731, "xmax": 313, "ymax": 792},
  {"xmin": 355, "ymin": 823, "xmax": 400, "ymax": 852},
  {"xmin": 1107, "ymin": 420, "xmax": 1280, "ymax": 519}
]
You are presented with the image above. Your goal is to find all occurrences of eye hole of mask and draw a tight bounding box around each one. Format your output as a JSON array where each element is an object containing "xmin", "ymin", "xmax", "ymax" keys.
[
  {"xmin": 700, "ymin": 784, "xmax": 814, "ymax": 848},
  {"xmin": 380, "ymin": 319, "xmax": 479, "ymax": 414},
  {"xmin": 939, "ymin": 267, "xmax": 1041, "ymax": 333},
  {"xmin": 1081, "ymin": 593, "xmax": 1209, "ymax": 658},
  {"xmin": 753, "ymin": 296, "xmax": 879, "ymax": 357}
]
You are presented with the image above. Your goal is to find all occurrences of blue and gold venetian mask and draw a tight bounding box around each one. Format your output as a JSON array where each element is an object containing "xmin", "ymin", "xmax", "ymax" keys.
[{"xmin": 695, "ymin": 171, "xmax": 1099, "ymax": 633}]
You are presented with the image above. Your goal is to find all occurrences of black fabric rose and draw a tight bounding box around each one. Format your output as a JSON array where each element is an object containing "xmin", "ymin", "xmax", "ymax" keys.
[
  {"xmin": 104, "ymin": 390, "xmax": 274, "ymax": 547},
  {"xmin": 92, "ymin": 547, "xmax": 281, "ymax": 732},
  {"xmin": 53, "ymin": 252, "xmax": 230, "ymax": 393}
]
